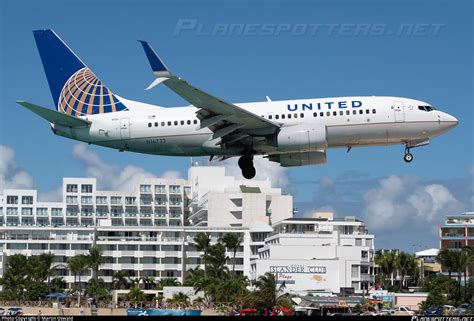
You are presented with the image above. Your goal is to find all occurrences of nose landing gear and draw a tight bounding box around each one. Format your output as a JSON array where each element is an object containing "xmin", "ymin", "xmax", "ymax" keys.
[
  {"xmin": 238, "ymin": 155, "xmax": 256, "ymax": 179},
  {"xmin": 404, "ymin": 147, "xmax": 413, "ymax": 163}
]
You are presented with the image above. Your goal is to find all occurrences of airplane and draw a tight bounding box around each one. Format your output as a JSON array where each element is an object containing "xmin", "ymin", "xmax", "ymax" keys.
[{"xmin": 18, "ymin": 29, "xmax": 458, "ymax": 179}]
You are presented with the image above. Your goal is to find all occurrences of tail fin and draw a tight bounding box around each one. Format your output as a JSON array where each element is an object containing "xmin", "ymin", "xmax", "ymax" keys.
[{"xmin": 33, "ymin": 29, "xmax": 127, "ymax": 116}]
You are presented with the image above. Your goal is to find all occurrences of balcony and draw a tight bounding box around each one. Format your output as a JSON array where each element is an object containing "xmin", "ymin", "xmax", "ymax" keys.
[
  {"xmin": 441, "ymin": 233, "xmax": 466, "ymax": 239},
  {"xmin": 154, "ymin": 188, "xmax": 167, "ymax": 194}
]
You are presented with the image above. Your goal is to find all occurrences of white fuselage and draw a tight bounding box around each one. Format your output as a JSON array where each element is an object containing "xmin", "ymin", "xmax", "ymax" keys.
[{"xmin": 52, "ymin": 96, "xmax": 457, "ymax": 157}]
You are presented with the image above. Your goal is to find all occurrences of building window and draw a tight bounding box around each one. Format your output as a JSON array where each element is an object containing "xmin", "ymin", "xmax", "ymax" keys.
[
  {"xmin": 81, "ymin": 184, "xmax": 93, "ymax": 193},
  {"xmin": 22, "ymin": 196, "xmax": 33, "ymax": 204},
  {"xmin": 81, "ymin": 196, "xmax": 92, "ymax": 204},
  {"xmin": 7, "ymin": 196, "xmax": 18, "ymax": 204},
  {"xmin": 66, "ymin": 184, "xmax": 78, "ymax": 193},
  {"xmin": 96, "ymin": 196, "xmax": 107, "ymax": 205},
  {"xmin": 351, "ymin": 265, "xmax": 359, "ymax": 278},
  {"xmin": 21, "ymin": 208, "xmax": 33, "ymax": 216},
  {"xmin": 51, "ymin": 208, "xmax": 62, "ymax": 216}
]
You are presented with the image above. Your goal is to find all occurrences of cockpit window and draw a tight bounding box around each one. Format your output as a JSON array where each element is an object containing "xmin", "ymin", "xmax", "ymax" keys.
[{"xmin": 418, "ymin": 105, "xmax": 436, "ymax": 112}]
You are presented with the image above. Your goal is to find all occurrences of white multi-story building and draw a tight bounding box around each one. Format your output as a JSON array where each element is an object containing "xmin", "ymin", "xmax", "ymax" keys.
[
  {"xmin": 0, "ymin": 165, "xmax": 374, "ymax": 294},
  {"xmin": 251, "ymin": 212, "xmax": 375, "ymax": 294}
]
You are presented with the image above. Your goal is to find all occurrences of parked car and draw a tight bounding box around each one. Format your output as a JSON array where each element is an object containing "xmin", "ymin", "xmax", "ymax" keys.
[
  {"xmin": 456, "ymin": 303, "xmax": 472, "ymax": 315},
  {"xmin": 443, "ymin": 305, "xmax": 457, "ymax": 315},
  {"xmin": 393, "ymin": 306, "xmax": 415, "ymax": 316},
  {"xmin": 424, "ymin": 306, "xmax": 444, "ymax": 316}
]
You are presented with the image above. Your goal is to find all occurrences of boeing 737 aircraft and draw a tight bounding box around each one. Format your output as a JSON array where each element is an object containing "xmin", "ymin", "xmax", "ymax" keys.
[{"xmin": 19, "ymin": 29, "xmax": 458, "ymax": 179}]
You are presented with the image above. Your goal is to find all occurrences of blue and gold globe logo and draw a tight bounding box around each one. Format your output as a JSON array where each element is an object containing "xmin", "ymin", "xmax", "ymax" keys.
[{"xmin": 58, "ymin": 67, "xmax": 127, "ymax": 116}]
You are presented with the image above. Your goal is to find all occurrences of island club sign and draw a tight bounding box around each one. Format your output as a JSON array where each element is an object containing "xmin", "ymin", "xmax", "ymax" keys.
[{"xmin": 269, "ymin": 264, "xmax": 327, "ymax": 274}]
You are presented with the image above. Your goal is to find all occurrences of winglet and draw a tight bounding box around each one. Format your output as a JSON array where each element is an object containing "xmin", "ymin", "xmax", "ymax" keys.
[{"xmin": 139, "ymin": 40, "xmax": 172, "ymax": 90}]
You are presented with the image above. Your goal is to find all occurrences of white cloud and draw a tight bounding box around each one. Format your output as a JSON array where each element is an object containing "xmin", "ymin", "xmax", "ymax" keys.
[
  {"xmin": 161, "ymin": 170, "xmax": 182, "ymax": 179},
  {"xmin": 38, "ymin": 187, "xmax": 63, "ymax": 202},
  {"xmin": 0, "ymin": 145, "xmax": 34, "ymax": 191},
  {"xmin": 223, "ymin": 156, "xmax": 289, "ymax": 188},
  {"xmin": 362, "ymin": 174, "xmax": 460, "ymax": 233},
  {"xmin": 72, "ymin": 144, "xmax": 158, "ymax": 191}
]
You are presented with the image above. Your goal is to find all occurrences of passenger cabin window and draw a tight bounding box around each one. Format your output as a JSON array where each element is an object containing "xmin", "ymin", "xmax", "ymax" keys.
[
  {"xmin": 161, "ymin": 122, "xmax": 165, "ymax": 126},
  {"xmin": 288, "ymin": 114, "xmax": 292, "ymax": 119},
  {"xmin": 174, "ymin": 121, "xmax": 178, "ymax": 126},
  {"xmin": 148, "ymin": 123, "xmax": 152, "ymax": 127},
  {"xmin": 320, "ymin": 112, "xmax": 324, "ymax": 117},
  {"xmin": 366, "ymin": 109, "xmax": 369, "ymax": 114},
  {"xmin": 275, "ymin": 115, "xmax": 279, "ymax": 120},
  {"xmin": 154, "ymin": 122, "xmax": 158, "ymax": 127},
  {"xmin": 187, "ymin": 120, "xmax": 191, "ymax": 125},
  {"xmin": 193, "ymin": 120, "xmax": 198, "ymax": 124},
  {"xmin": 180, "ymin": 120, "xmax": 184, "ymax": 125},
  {"xmin": 281, "ymin": 114, "xmax": 285, "ymax": 119},
  {"xmin": 353, "ymin": 110, "xmax": 357, "ymax": 115},
  {"xmin": 168, "ymin": 121, "xmax": 171, "ymax": 126},
  {"xmin": 339, "ymin": 111, "xmax": 344, "ymax": 116},
  {"xmin": 372, "ymin": 109, "xmax": 376, "ymax": 114},
  {"xmin": 300, "ymin": 113, "xmax": 304, "ymax": 118},
  {"xmin": 326, "ymin": 112, "xmax": 330, "ymax": 116},
  {"xmin": 346, "ymin": 110, "xmax": 350, "ymax": 115},
  {"xmin": 313, "ymin": 112, "xmax": 317, "ymax": 117},
  {"xmin": 333, "ymin": 111, "xmax": 337, "ymax": 116},
  {"xmin": 359, "ymin": 110, "xmax": 363, "ymax": 114},
  {"xmin": 268, "ymin": 115, "xmax": 272, "ymax": 119}
]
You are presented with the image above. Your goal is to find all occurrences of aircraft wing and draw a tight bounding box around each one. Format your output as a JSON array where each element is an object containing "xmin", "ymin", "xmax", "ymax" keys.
[
  {"xmin": 139, "ymin": 41, "xmax": 280, "ymax": 147},
  {"xmin": 17, "ymin": 101, "xmax": 91, "ymax": 127}
]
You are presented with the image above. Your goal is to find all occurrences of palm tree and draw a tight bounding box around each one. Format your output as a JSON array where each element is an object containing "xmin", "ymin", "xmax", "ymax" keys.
[
  {"xmin": 169, "ymin": 292, "xmax": 189, "ymax": 306},
  {"xmin": 87, "ymin": 245, "xmax": 104, "ymax": 282},
  {"xmin": 252, "ymin": 272, "xmax": 287, "ymax": 308},
  {"xmin": 39, "ymin": 252, "xmax": 55, "ymax": 290},
  {"xmin": 194, "ymin": 233, "xmax": 211, "ymax": 275},
  {"xmin": 157, "ymin": 278, "xmax": 181, "ymax": 289},
  {"xmin": 68, "ymin": 255, "xmax": 89, "ymax": 305},
  {"xmin": 112, "ymin": 271, "xmax": 130, "ymax": 290},
  {"xmin": 141, "ymin": 276, "xmax": 156, "ymax": 290},
  {"xmin": 222, "ymin": 233, "xmax": 243, "ymax": 274},
  {"xmin": 127, "ymin": 287, "xmax": 146, "ymax": 303},
  {"xmin": 375, "ymin": 250, "xmax": 398, "ymax": 289},
  {"xmin": 396, "ymin": 252, "xmax": 416, "ymax": 289},
  {"xmin": 437, "ymin": 248, "xmax": 456, "ymax": 297}
]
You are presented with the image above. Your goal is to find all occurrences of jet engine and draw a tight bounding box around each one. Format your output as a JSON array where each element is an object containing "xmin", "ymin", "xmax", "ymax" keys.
[
  {"xmin": 277, "ymin": 125, "xmax": 327, "ymax": 152},
  {"xmin": 268, "ymin": 150, "xmax": 327, "ymax": 167}
]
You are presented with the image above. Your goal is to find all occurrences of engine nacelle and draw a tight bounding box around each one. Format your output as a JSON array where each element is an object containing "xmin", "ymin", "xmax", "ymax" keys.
[
  {"xmin": 277, "ymin": 125, "xmax": 327, "ymax": 152},
  {"xmin": 268, "ymin": 150, "xmax": 327, "ymax": 167}
]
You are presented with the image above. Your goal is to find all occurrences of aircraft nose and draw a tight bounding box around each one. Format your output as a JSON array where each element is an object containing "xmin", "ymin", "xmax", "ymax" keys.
[{"xmin": 442, "ymin": 113, "xmax": 458, "ymax": 129}]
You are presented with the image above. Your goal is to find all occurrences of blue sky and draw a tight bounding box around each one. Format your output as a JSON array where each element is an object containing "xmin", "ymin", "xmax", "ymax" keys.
[{"xmin": 0, "ymin": 0, "xmax": 472, "ymax": 250}]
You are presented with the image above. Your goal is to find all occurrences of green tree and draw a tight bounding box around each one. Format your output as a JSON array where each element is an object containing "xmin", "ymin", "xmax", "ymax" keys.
[
  {"xmin": 396, "ymin": 252, "xmax": 417, "ymax": 290},
  {"xmin": 436, "ymin": 248, "xmax": 456, "ymax": 297},
  {"xmin": 68, "ymin": 254, "xmax": 89, "ymax": 303},
  {"xmin": 156, "ymin": 278, "xmax": 181, "ymax": 289},
  {"xmin": 127, "ymin": 287, "xmax": 146, "ymax": 303},
  {"xmin": 112, "ymin": 271, "xmax": 130, "ymax": 290},
  {"xmin": 87, "ymin": 245, "xmax": 105, "ymax": 282},
  {"xmin": 85, "ymin": 278, "xmax": 110, "ymax": 301},
  {"xmin": 141, "ymin": 276, "xmax": 156, "ymax": 290},
  {"xmin": 375, "ymin": 250, "xmax": 398, "ymax": 289},
  {"xmin": 168, "ymin": 292, "xmax": 189, "ymax": 305},
  {"xmin": 0, "ymin": 254, "xmax": 29, "ymax": 301},
  {"xmin": 193, "ymin": 232, "xmax": 211, "ymax": 276},
  {"xmin": 250, "ymin": 272, "xmax": 288, "ymax": 308},
  {"xmin": 222, "ymin": 233, "xmax": 243, "ymax": 274}
]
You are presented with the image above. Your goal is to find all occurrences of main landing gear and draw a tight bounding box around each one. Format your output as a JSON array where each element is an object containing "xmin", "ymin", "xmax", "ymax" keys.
[
  {"xmin": 238, "ymin": 155, "xmax": 256, "ymax": 179},
  {"xmin": 404, "ymin": 146, "xmax": 414, "ymax": 163}
]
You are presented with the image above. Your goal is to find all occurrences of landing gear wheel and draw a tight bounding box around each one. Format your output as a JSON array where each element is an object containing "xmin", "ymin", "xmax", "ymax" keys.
[
  {"xmin": 242, "ymin": 166, "xmax": 256, "ymax": 179},
  {"xmin": 238, "ymin": 155, "xmax": 253, "ymax": 169},
  {"xmin": 404, "ymin": 152, "xmax": 413, "ymax": 163}
]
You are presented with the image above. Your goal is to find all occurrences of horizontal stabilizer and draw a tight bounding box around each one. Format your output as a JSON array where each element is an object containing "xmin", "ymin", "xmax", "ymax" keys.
[{"xmin": 17, "ymin": 101, "xmax": 91, "ymax": 127}]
